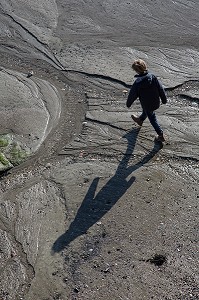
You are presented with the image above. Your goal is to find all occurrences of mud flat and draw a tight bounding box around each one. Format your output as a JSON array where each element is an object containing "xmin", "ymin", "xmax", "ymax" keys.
[{"xmin": 0, "ymin": 1, "xmax": 199, "ymax": 299}]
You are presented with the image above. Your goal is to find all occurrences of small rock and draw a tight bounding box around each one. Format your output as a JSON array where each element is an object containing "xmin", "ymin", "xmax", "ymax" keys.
[
  {"xmin": 27, "ymin": 70, "xmax": 34, "ymax": 78},
  {"xmin": 79, "ymin": 151, "xmax": 84, "ymax": 157},
  {"xmin": 102, "ymin": 266, "xmax": 110, "ymax": 273},
  {"xmin": 147, "ymin": 254, "xmax": 167, "ymax": 266}
]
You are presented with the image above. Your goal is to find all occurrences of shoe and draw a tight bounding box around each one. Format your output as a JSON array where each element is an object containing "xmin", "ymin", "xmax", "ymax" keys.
[
  {"xmin": 155, "ymin": 133, "xmax": 165, "ymax": 142},
  {"xmin": 131, "ymin": 115, "xmax": 143, "ymax": 126}
]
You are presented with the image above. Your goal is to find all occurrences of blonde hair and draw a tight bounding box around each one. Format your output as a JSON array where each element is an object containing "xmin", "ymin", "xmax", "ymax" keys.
[{"xmin": 132, "ymin": 59, "xmax": 147, "ymax": 74}]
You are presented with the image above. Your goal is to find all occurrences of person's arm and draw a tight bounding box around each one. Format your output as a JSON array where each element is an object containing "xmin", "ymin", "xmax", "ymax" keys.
[
  {"xmin": 126, "ymin": 82, "xmax": 138, "ymax": 108},
  {"xmin": 154, "ymin": 77, "xmax": 167, "ymax": 104}
]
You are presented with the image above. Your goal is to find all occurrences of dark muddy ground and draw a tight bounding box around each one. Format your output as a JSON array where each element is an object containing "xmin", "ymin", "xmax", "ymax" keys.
[{"xmin": 0, "ymin": 1, "xmax": 198, "ymax": 299}]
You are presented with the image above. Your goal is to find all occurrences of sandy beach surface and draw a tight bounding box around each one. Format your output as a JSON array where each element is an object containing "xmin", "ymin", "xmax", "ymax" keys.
[{"xmin": 0, "ymin": 1, "xmax": 198, "ymax": 299}]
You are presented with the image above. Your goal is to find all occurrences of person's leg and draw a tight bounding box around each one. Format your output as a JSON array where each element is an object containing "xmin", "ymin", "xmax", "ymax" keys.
[
  {"xmin": 131, "ymin": 109, "xmax": 147, "ymax": 126},
  {"xmin": 139, "ymin": 110, "xmax": 147, "ymax": 122},
  {"xmin": 146, "ymin": 111, "xmax": 165, "ymax": 141}
]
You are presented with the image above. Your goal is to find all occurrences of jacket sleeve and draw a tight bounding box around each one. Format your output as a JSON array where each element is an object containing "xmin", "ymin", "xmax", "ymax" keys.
[
  {"xmin": 126, "ymin": 82, "xmax": 138, "ymax": 108},
  {"xmin": 154, "ymin": 77, "xmax": 167, "ymax": 104}
]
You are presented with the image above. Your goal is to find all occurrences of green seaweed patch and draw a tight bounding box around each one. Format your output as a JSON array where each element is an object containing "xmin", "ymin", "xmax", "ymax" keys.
[
  {"xmin": 0, "ymin": 152, "xmax": 10, "ymax": 166},
  {"xmin": 0, "ymin": 135, "xmax": 11, "ymax": 148},
  {"xmin": 10, "ymin": 144, "xmax": 29, "ymax": 165},
  {"xmin": 0, "ymin": 152, "xmax": 13, "ymax": 172}
]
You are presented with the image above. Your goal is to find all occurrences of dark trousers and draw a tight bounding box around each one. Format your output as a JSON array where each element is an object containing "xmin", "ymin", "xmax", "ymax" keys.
[{"xmin": 139, "ymin": 110, "xmax": 163, "ymax": 135}]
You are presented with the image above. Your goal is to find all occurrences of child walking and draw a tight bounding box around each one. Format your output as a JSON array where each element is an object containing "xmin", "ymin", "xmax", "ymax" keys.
[{"xmin": 126, "ymin": 59, "xmax": 167, "ymax": 142}]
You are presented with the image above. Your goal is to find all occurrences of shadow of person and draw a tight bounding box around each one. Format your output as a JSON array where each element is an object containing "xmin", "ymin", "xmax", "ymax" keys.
[{"xmin": 52, "ymin": 128, "xmax": 162, "ymax": 253}]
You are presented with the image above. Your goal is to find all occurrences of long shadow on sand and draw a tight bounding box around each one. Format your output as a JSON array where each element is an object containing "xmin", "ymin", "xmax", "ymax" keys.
[{"xmin": 52, "ymin": 128, "xmax": 162, "ymax": 253}]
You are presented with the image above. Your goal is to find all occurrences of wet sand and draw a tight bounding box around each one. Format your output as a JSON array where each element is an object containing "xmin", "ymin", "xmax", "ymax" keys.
[{"xmin": 0, "ymin": 1, "xmax": 198, "ymax": 299}]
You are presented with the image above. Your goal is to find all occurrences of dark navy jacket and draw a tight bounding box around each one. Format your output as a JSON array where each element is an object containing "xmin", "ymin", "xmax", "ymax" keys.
[{"xmin": 126, "ymin": 72, "xmax": 167, "ymax": 112}]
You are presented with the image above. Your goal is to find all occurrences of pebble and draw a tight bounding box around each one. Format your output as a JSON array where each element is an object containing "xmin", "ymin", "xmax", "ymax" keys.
[{"xmin": 27, "ymin": 70, "xmax": 33, "ymax": 78}]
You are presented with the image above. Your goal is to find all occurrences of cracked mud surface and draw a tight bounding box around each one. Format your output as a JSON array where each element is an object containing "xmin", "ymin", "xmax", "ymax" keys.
[{"xmin": 0, "ymin": 1, "xmax": 198, "ymax": 299}]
